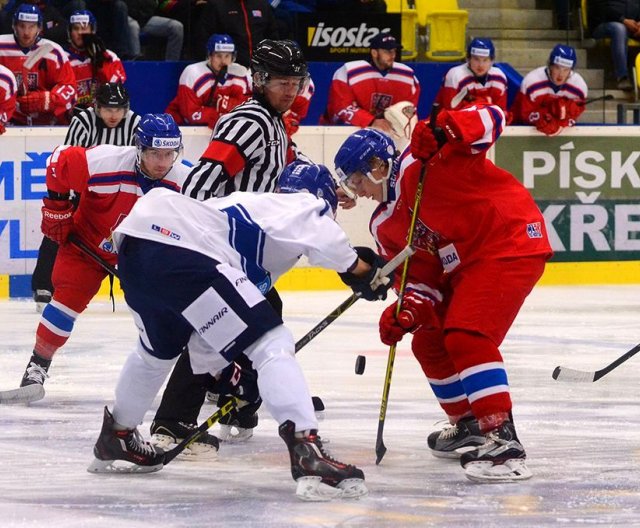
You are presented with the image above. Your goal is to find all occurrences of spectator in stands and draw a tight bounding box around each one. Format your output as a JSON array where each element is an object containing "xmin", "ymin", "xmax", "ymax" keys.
[
  {"xmin": 0, "ymin": 63, "xmax": 17, "ymax": 134},
  {"xmin": 322, "ymin": 31, "xmax": 420, "ymax": 136},
  {"xmin": 511, "ymin": 44, "xmax": 588, "ymax": 136},
  {"xmin": 196, "ymin": 0, "xmax": 279, "ymax": 67},
  {"xmin": 86, "ymin": 0, "xmax": 134, "ymax": 60},
  {"xmin": 125, "ymin": 0, "xmax": 184, "ymax": 61},
  {"xmin": 155, "ymin": 0, "xmax": 208, "ymax": 59},
  {"xmin": 0, "ymin": 3, "xmax": 77, "ymax": 125},
  {"xmin": 588, "ymin": 0, "xmax": 638, "ymax": 90},
  {"xmin": 435, "ymin": 38, "xmax": 508, "ymax": 113},
  {"xmin": 271, "ymin": 0, "xmax": 314, "ymax": 40},
  {"xmin": 166, "ymin": 33, "xmax": 251, "ymax": 128},
  {"xmin": 31, "ymin": 82, "xmax": 141, "ymax": 311},
  {"xmin": 65, "ymin": 9, "xmax": 127, "ymax": 108},
  {"xmin": 1, "ymin": 0, "xmax": 67, "ymax": 47}
]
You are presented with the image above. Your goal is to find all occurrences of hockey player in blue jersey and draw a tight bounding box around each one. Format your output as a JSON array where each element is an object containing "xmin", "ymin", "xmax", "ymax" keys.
[{"xmin": 88, "ymin": 162, "xmax": 392, "ymax": 501}]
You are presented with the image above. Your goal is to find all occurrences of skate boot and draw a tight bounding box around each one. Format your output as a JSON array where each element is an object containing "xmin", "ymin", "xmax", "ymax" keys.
[
  {"xmin": 150, "ymin": 419, "xmax": 219, "ymax": 459},
  {"xmin": 427, "ymin": 416, "xmax": 485, "ymax": 459},
  {"xmin": 216, "ymin": 397, "xmax": 261, "ymax": 443},
  {"xmin": 460, "ymin": 420, "xmax": 532, "ymax": 483},
  {"xmin": 279, "ymin": 420, "xmax": 368, "ymax": 501},
  {"xmin": 19, "ymin": 353, "xmax": 51, "ymax": 402},
  {"xmin": 88, "ymin": 406, "xmax": 165, "ymax": 474},
  {"xmin": 33, "ymin": 289, "xmax": 52, "ymax": 313}
]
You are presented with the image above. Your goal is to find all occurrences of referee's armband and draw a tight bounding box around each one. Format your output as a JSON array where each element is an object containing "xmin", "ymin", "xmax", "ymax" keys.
[{"xmin": 200, "ymin": 140, "xmax": 246, "ymax": 177}]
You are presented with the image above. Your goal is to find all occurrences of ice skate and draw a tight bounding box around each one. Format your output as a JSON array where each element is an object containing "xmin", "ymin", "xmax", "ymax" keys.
[
  {"xmin": 216, "ymin": 397, "xmax": 260, "ymax": 443},
  {"xmin": 88, "ymin": 406, "xmax": 164, "ymax": 474},
  {"xmin": 279, "ymin": 420, "xmax": 367, "ymax": 501},
  {"xmin": 0, "ymin": 353, "xmax": 51, "ymax": 404},
  {"xmin": 33, "ymin": 289, "xmax": 52, "ymax": 313},
  {"xmin": 150, "ymin": 419, "xmax": 219, "ymax": 459},
  {"xmin": 427, "ymin": 416, "xmax": 485, "ymax": 459},
  {"xmin": 460, "ymin": 420, "xmax": 532, "ymax": 483}
]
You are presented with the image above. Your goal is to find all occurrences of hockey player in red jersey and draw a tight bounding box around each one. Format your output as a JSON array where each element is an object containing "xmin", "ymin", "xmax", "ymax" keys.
[
  {"xmin": 65, "ymin": 9, "xmax": 127, "ymax": 109},
  {"xmin": 334, "ymin": 108, "xmax": 552, "ymax": 482},
  {"xmin": 166, "ymin": 34, "xmax": 251, "ymax": 129},
  {"xmin": 0, "ymin": 64, "xmax": 17, "ymax": 134},
  {"xmin": 322, "ymin": 31, "xmax": 420, "ymax": 135},
  {"xmin": 511, "ymin": 44, "xmax": 588, "ymax": 135},
  {"xmin": 0, "ymin": 3, "xmax": 76, "ymax": 125},
  {"xmin": 435, "ymin": 38, "xmax": 508, "ymax": 113},
  {"xmin": 3, "ymin": 114, "xmax": 188, "ymax": 406}
]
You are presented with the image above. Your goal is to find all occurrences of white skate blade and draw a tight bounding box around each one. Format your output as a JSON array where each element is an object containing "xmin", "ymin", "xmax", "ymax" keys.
[
  {"xmin": 464, "ymin": 459, "xmax": 533, "ymax": 483},
  {"xmin": 151, "ymin": 433, "xmax": 218, "ymax": 460},
  {"xmin": 217, "ymin": 424, "xmax": 253, "ymax": 443},
  {"xmin": 0, "ymin": 384, "xmax": 44, "ymax": 404},
  {"xmin": 295, "ymin": 476, "xmax": 368, "ymax": 502},
  {"xmin": 87, "ymin": 457, "xmax": 164, "ymax": 474}
]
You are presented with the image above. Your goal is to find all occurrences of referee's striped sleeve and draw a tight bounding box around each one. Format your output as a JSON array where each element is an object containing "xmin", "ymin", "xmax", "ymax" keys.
[{"xmin": 64, "ymin": 111, "xmax": 92, "ymax": 146}]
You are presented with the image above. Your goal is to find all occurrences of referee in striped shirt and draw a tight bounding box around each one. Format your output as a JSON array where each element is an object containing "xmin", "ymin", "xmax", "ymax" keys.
[
  {"xmin": 150, "ymin": 39, "xmax": 312, "ymax": 448},
  {"xmin": 32, "ymin": 82, "xmax": 141, "ymax": 311}
]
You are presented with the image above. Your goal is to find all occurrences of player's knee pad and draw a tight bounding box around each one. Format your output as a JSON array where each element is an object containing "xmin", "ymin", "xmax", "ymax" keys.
[{"xmin": 244, "ymin": 325, "xmax": 295, "ymax": 371}]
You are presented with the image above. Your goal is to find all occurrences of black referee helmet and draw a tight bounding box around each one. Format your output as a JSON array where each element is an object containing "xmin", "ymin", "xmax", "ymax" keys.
[
  {"xmin": 251, "ymin": 39, "xmax": 308, "ymax": 80},
  {"xmin": 95, "ymin": 82, "xmax": 130, "ymax": 110}
]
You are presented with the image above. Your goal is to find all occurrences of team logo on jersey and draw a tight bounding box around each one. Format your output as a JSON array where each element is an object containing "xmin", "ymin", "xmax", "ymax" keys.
[
  {"xmin": 412, "ymin": 218, "xmax": 440, "ymax": 255},
  {"xmin": 99, "ymin": 236, "xmax": 116, "ymax": 254},
  {"xmin": 527, "ymin": 222, "xmax": 543, "ymax": 239},
  {"xmin": 151, "ymin": 223, "xmax": 181, "ymax": 240},
  {"xmin": 371, "ymin": 93, "xmax": 392, "ymax": 115}
]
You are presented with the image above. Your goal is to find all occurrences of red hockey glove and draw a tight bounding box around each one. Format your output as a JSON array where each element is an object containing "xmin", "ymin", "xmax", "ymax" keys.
[
  {"xmin": 41, "ymin": 197, "xmax": 74, "ymax": 244},
  {"xmin": 535, "ymin": 113, "xmax": 562, "ymax": 136},
  {"xmin": 410, "ymin": 120, "xmax": 440, "ymax": 162},
  {"xmin": 0, "ymin": 121, "xmax": 5, "ymax": 135},
  {"xmin": 282, "ymin": 110, "xmax": 301, "ymax": 137},
  {"xmin": 435, "ymin": 110, "xmax": 464, "ymax": 142},
  {"xmin": 379, "ymin": 291, "xmax": 438, "ymax": 346},
  {"xmin": 18, "ymin": 91, "xmax": 51, "ymax": 114}
]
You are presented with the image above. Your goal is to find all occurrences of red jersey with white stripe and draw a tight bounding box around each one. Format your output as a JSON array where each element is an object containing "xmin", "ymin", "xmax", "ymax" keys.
[
  {"xmin": 165, "ymin": 61, "xmax": 251, "ymax": 127},
  {"xmin": 512, "ymin": 66, "xmax": 588, "ymax": 124},
  {"xmin": 324, "ymin": 60, "xmax": 420, "ymax": 127},
  {"xmin": 435, "ymin": 62, "xmax": 508, "ymax": 111},
  {"xmin": 0, "ymin": 35, "xmax": 77, "ymax": 125},
  {"xmin": 46, "ymin": 145, "xmax": 187, "ymax": 264},
  {"xmin": 372, "ymin": 104, "xmax": 551, "ymax": 284},
  {"xmin": 0, "ymin": 64, "xmax": 17, "ymax": 125},
  {"xmin": 65, "ymin": 45, "xmax": 126, "ymax": 108}
]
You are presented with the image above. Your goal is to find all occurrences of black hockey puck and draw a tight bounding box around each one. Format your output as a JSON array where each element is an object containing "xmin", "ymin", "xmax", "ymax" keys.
[
  {"xmin": 311, "ymin": 396, "xmax": 325, "ymax": 411},
  {"xmin": 355, "ymin": 355, "xmax": 366, "ymax": 375}
]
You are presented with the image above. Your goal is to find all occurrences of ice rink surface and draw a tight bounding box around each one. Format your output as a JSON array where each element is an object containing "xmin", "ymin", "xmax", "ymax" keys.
[{"xmin": 1, "ymin": 285, "xmax": 639, "ymax": 527}]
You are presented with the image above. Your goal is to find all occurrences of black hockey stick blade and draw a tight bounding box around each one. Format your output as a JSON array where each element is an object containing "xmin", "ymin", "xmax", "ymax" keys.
[
  {"xmin": 552, "ymin": 342, "xmax": 640, "ymax": 383},
  {"xmin": 163, "ymin": 397, "xmax": 239, "ymax": 465}
]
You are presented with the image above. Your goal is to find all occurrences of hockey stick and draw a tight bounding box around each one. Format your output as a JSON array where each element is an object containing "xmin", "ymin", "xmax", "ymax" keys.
[
  {"xmin": 375, "ymin": 106, "xmax": 438, "ymax": 465},
  {"xmin": 163, "ymin": 396, "xmax": 240, "ymax": 465},
  {"xmin": 582, "ymin": 94, "xmax": 614, "ymax": 106},
  {"xmin": 552, "ymin": 343, "xmax": 640, "ymax": 383},
  {"xmin": 69, "ymin": 234, "xmax": 118, "ymax": 276},
  {"xmin": 294, "ymin": 244, "xmax": 415, "ymax": 353}
]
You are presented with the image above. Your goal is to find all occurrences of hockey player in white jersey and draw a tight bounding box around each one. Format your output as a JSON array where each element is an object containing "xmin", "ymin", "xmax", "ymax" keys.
[{"xmin": 88, "ymin": 162, "xmax": 393, "ymax": 501}]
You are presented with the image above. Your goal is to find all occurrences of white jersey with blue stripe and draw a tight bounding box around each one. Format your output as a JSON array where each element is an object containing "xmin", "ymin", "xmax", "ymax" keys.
[{"xmin": 113, "ymin": 188, "xmax": 358, "ymax": 293}]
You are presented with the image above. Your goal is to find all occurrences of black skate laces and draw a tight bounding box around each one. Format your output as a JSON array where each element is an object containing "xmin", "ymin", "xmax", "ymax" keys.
[{"xmin": 307, "ymin": 433, "xmax": 353, "ymax": 469}]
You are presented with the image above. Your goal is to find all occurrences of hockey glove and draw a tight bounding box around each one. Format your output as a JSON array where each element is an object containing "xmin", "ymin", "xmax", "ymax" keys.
[
  {"xmin": 0, "ymin": 121, "xmax": 5, "ymax": 135},
  {"xmin": 410, "ymin": 119, "xmax": 440, "ymax": 162},
  {"xmin": 41, "ymin": 197, "xmax": 74, "ymax": 244},
  {"xmin": 379, "ymin": 291, "xmax": 438, "ymax": 346},
  {"xmin": 207, "ymin": 361, "xmax": 260, "ymax": 404},
  {"xmin": 216, "ymin": 396, "xmax": 262, "ymax": 442},
  {"xmin": 338, "ymin": 246, "xmax": 393, "ymax": 301},
  {"xmin": 82, "ymin": 33, "xmax": 106, "ymax": 69},
  {"xmin": 535, "ymin": 113, "xmax": 562, "ymax": 136},
  {"xmin": 18, "ymin": 91, "xmax": 51, "ymax": 114}
]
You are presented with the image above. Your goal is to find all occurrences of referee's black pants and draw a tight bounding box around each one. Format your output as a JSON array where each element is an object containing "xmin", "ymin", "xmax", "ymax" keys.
[{"xmin": 152, "ymin": 287, "xmax": 283, "ymax": 425}]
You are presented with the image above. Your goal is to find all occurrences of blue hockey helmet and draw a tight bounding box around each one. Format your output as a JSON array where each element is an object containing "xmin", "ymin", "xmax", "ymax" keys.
[
  {"xmin": 549, "ymin": 44, "xmax": 577, "ymax": 69},
  {"xmin": 206, "ymin": 34, "xmax": 235, "ymax": 56},
  {"xmin": 137, "ymin": 113, "xmax": 182, "ymax": 150},
  {"xmin": 277, "ymin": 162, "xmax": 338, "ymax": 216},
  {"xmin": 334, "ymin": 128, "xmax": 396, "ymax": 199},
  {"xmin": 69, "ymin": 10, "xmax": 97, "ymax": 31},
  {"xmin": 467, "ymin": 38, "xmax": 495, "ymax": 60},
  {"xmin": 13, "ymin": 3, "xmax": 43, "ymax": 27}
]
